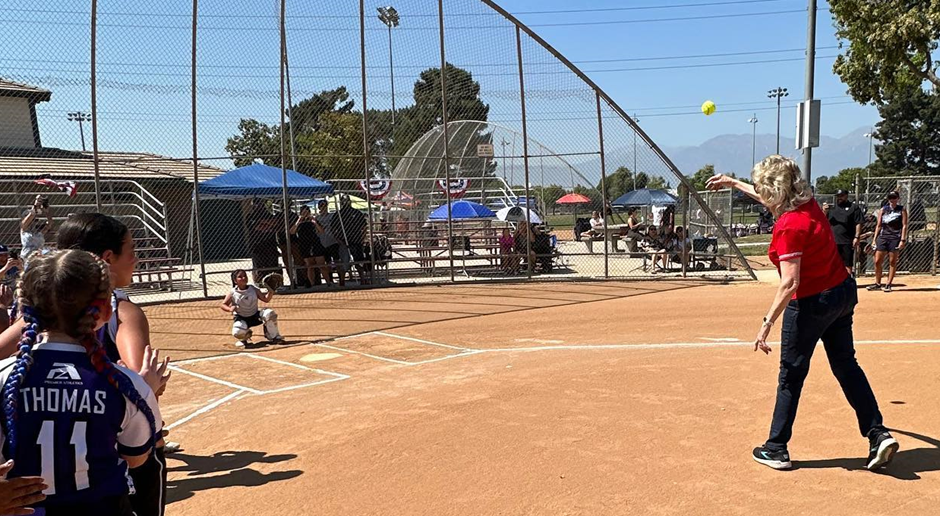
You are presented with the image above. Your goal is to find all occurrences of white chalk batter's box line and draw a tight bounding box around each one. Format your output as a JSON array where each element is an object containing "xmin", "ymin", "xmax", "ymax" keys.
[
  {"xmin": 325, "ymin": 331, "xmax": 482, "ymax": 366},
  {"xmin": 168, "ymin": 353, "xmax": 350, "ymax": 396}
]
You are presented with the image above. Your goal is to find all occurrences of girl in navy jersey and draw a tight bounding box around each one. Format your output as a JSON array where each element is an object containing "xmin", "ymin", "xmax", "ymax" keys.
[
  {"xmin": 0, "ymin": 250, "xmax": 160, "ymax": 515},
  {"xmin": 868, "ymin": 191, "xmax": 909, "ymax": 293},
  {"xmin": 0, "ymin": 213, "xmax": 171, "ymax": 516},
  {"xmin": 708, "ymin": 156, "xmax": 897, "ymax": 472}
]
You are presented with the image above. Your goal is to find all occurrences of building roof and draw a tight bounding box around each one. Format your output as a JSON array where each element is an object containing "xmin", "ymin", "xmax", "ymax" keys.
[
  {"xmin": 0, "ymin": 148, "xmax": 225, "ymax": 182},
  {"xmin": 0, "ymin": 78, "xmax": 52, "ymax": 102}
]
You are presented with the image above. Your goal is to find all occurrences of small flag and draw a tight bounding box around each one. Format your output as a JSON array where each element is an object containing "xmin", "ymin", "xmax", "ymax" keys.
[{"xmin": 35, "ymin": 178, "xmax": 77, "ymax": 197}]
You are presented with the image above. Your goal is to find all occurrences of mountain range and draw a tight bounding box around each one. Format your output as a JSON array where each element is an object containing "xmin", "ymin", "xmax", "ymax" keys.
[{"xmin": 658, "ymin": 126, "xmax": 874, "ymax": 179}]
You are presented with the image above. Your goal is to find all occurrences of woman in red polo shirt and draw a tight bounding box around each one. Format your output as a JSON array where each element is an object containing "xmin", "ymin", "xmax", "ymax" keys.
[{"xmin": 707, "ymin": 155, "xmax": 898, "ymax": 472}]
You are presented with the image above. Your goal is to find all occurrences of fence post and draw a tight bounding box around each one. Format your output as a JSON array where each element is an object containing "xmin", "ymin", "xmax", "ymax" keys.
[
  {"xmin": 437, "ymin": 0, "xmax": 455, "ymax": 282},
  {"xmin": 90, "ymin": 0, "xmax": 102, "ymax": 212},
  {"xmin": 595, "ymin": 92, "xmax": 609, "ymax": 278},
  {"xmin": 515, "ymin": 26, "xmax": 533, "ymax": 278},
  {"xmin": 278, "ymin": 0, "xmax": 294, "ymax": 289},
  {"xmin": 190, "ymin": 0, "xmax": 208, "ymax": 297},
  {"xmin": 359, "ymin": 0, "xmax": 377, "ymax": 284}
]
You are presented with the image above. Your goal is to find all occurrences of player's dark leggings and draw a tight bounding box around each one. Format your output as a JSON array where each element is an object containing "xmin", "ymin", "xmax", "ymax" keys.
[
  {"xmin": 43, "ymin": 495, "xmax": 135, "ymax": 516},
  {"xmin": 764, "ymin": 276, "xmax": 886, "ymax": 451},
  {"xmin": 129, "ymin": 446, "xmax": 168, "ymax": 516}
]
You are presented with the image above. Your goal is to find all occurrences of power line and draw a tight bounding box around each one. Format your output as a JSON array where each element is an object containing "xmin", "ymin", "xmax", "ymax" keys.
[
  {"xmin": 1, "ymin": 1, "xmax": 797, "ymax": 20},
  {"xmin": 1, "ymin": 46, "xmax": 839, "ymax": 71},
  {"xmin": 0, "ymin": 8, "xmax": 826, "ymax": 32},
  {"xmin": 2, "ymin": 55, "xmax": 839, "ymax": 80}
]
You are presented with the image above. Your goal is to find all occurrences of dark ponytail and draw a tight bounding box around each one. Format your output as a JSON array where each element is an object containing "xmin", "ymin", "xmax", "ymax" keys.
[{"xmin": 56, "ymin": 213, "xmax": 129, "ymax": 257}]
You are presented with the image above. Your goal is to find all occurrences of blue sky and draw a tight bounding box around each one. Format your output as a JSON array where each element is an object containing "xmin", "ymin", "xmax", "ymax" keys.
[{"xmin": 1, "ymin": 0, "xmax": 877, "ymax": 164}]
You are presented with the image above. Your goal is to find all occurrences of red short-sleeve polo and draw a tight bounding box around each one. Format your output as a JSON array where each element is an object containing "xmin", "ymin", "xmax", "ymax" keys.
[{"xmin": 768, "ymin": 199, "xmax": 848, "ymax": 299}]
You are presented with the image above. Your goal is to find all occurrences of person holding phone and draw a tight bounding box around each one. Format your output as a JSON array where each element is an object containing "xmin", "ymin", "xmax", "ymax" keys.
[{"xmin": 20, "ymin": 196, "xmax": 53, "ymax": 261}]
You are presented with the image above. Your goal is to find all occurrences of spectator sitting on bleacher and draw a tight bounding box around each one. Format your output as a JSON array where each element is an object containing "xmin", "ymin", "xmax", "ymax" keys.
[
  {"xmin": 588, "ymin": 211, "xmax": 605, "ymax": 238},
  {"xmin": 499, "ymin": 228, "xmax": 517, "ymax": 273}
]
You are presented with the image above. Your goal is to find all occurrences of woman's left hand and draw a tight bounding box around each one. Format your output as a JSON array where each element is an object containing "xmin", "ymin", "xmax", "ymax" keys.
[
  {"xmin": 754, "ymin": 323, "xmax": 773, "ymax": 354},
  {"xmin": 705, "ymin": 174, "xmax": 735, "ymax": 191}
]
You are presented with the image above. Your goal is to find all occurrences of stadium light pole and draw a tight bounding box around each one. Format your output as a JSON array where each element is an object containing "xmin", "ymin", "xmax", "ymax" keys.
[
  {"xmin": 67, "ymin": 111, "xmax": 92, "ymax": 152},
  {"xmin": 767, "ymin": 87, "xmax": 788, "ymax": 154},
  {"xmin": 748, "ymin": 114, "xmax": 758, "ymax": 167},
  {"xmin": 632, "ymin": 113, "xmax": 639, "ymax": 190},
  {"xmin": 863, "ymin": 129, "xmax": 874, "ymax": 199},
  {"xmin": 377, "ymin": 6, "xmax": 400, "ymax": 130}
]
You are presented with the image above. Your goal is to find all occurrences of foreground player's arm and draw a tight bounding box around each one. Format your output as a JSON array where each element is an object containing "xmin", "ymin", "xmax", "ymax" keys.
[
  {"xmin": 118, "ymin": 367, "xmax": 164, "ymax": 469},
  {"xmin": 220, "ymin": 292, "xmax": 235, "ymax": 313},
  {"xmin": 114, "ymin": 300, "xmax": 151, "ymax": 372}
]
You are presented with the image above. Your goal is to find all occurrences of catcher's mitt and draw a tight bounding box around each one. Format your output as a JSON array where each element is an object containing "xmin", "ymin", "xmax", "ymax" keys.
[{"xmin": 260, "ymin": 272, "xmax": 284, "ymax": 292}]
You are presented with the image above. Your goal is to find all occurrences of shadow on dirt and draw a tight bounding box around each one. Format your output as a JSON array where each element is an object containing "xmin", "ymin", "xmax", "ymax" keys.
[
  {"xmin": 167, "ymin": 450, "xmax": 302, "ymax": 503},
  {"xmin": 792, "ymin": 429, "xmax": 940, "ymax": 480}
]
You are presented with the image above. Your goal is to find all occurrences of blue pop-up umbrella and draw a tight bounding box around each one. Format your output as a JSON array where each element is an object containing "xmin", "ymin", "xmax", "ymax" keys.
[
  {"xmin": 611, "ymin": 188, "xmax": 678, "ymax": 207},
  {"xmin": 428, "ymin": 200, "xmax": 496, "ymax": 220}
]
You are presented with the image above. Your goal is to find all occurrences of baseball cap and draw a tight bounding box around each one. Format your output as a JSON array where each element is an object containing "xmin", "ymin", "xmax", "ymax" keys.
[
  {"xmin": 835, "ymin": 189, "xmax": 849, "ymax": 196},
  {"xmin": 887, "ymin": 190, "xmax": 900, "ymax": 199},
  {"xmin": 0, "ymin": 244, "xmax": 7, "ymax": 254}
]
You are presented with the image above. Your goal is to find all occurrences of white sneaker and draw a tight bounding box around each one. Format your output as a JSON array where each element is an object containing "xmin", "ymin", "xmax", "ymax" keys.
[
  {"xmin": 164, "ymin": 441, "xmax": 182, "ymax": 454},
  {"xmin": 234, "ymin": 338, "xmax": 252, "ymax": 348}
]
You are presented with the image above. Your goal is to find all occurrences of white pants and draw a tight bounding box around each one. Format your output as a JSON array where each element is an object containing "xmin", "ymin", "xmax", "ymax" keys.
[{"xmin": 232, "ymin": 309, "xmax": 280, "ymax": 340}]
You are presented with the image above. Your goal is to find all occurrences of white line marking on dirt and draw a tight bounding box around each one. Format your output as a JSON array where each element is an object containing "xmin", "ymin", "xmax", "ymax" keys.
[
  {"xmin": 244, "ymin": 353, "xmax": 322, "ymax": 372},
  {"xmin": 258, "ymin": 373, "xmax": 351, "ymax": 395},
  {"xmin": 173, "ymin": 353, "xmax": 241, "ymax": 366},
  {"xmin": 699, "ymin": 337, "xmax": 742, "ymax": 342},
  {"xmin": 372, "ymin": 331, "xmax": 471, "ymax": 351},
  {"xmin": 406, "ymin": 350, "xmax": 486, "ymax": 366},
  {"xmin": 515, "ymin": 338, "xmax": 565, "ymax": 344},
  {"xmin": 166, "ymin": 389, "xmax": 245, "ymax": 430},
  {"xmin": 168, "ymin": 365, "xmax": 262, "ymax": 394},
  {"xmin": 480, "ymin": 339, "xmax": 940, "ymax": 353},
  {"xmin": 316, "ymin": 343, "xmax": 412, "ymax": 365}
]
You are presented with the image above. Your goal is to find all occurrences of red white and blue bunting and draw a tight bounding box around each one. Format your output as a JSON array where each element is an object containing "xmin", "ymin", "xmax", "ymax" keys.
[
  {"xmin": 437, "ymin": 178, "xmax": 470, "ymax": 198},
  {"xmin": 358, "ymin": 178, "xmax": 392, "ymax": 200}
]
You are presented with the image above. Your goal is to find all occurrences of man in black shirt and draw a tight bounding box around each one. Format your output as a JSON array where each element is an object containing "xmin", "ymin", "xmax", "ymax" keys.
[
  {"xmin": 823, "ymin": 189, "xmax": 864, "ymax": 275},
  {"xmin": 330, "ymin": 194, "xmax": 369, "ymax": 284}
]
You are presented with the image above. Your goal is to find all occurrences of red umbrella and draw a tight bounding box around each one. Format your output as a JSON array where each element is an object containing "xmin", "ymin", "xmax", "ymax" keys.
[
  {"xmin": 556, "ymin": 193, "xmax": 591, "ymax": 204},
  {"xmin": 555, "ymin": 193, "xmax": 593, "ymax": 232}
]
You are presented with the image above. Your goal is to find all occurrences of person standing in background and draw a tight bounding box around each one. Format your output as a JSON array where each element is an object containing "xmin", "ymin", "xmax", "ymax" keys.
[
  {"xmin": 20, "ymin": 195, "xmax": 53, "ymax": 261},
  {"xmin": 868, "ymin": 191, "xmax": 908, "ymax": 293},
  {"xmin": 823, "ymin": 189, "xmax": 864, "ymax": 275}
]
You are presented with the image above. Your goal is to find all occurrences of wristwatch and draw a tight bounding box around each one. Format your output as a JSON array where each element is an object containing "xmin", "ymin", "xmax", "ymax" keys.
[{"xmin": 762, "ymin": 316, "xmax": 774, "ymax": 327}]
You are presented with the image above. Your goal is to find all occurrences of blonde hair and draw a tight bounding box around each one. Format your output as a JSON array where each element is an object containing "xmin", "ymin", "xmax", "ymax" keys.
[{"xmin": 751, "ymin": 155, "xmax": 813, "ymax": 217}]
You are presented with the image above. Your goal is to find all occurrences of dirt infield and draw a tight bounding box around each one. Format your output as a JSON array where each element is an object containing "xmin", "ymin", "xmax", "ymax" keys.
[{"xmin": 152, "ymin": 278, "xmax": 940, "ymax": 515}]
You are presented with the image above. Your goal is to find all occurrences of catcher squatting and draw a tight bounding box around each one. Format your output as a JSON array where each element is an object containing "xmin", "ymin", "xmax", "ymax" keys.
[{"xmin": 220, "ymin": 270, "xmax": 284, "ymax": 348}]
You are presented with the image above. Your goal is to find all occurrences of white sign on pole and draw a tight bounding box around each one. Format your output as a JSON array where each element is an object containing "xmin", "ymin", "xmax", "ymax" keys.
[
  {"xmin": 476, "ymin": 143, "xmax": 495, "ymax": 158},
  {"xmin": 795, "ymin": 100, "xmax": 821, "ymax": 150}
]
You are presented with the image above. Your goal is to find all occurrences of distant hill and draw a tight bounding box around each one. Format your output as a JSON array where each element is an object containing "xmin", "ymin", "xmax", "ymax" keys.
[{"xmin": 659, "ymin": 126, "xmax": 874, "ymax": 178}]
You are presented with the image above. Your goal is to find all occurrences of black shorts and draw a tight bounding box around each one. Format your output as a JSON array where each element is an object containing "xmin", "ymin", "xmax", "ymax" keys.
[
  {"xmin": 324, "ymin": 244, "xmax": 340, "ymax": 262},
  {"xmin": 308, "ymin": 236, "xmax": 326, "ymax": 258},
  {"xmin": 234, "ymin": 312, "xmax": 263, "ymax": 327},
  {"xmin": 836, "ymin": 244, "xmax": 854, "ymax": 267},
  {"xmin": 876, "ymin": 236, "xmax": 901, "ymax": 253}
]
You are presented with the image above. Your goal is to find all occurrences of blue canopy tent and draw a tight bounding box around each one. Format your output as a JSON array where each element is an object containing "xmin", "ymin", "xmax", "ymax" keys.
[
  {"xmin": 611, "ymin": 188, "xmax": 678, "ymax": 207},
  {"xmin": 428, "ymin": 200, "xmax": 496, "ymax": 220},
  {"xmin": 197, "ymin": 163, "xmax": 333, "ymax": 199}
]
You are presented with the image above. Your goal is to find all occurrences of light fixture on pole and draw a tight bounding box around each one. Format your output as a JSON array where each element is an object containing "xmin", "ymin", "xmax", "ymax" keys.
[
  {"xmin": 377, "ymin": 6, "xmax": 400, "ymax": 131},
  {"xmin": 747, "ymin": 114, "xmax": 758, "ymax": 167},
  {"xmin": 67, "ymin": 111, "xmax": 92, "ymax": 152},
  {"xmin": 767, "ymin": 87, "xmax": 788, "ymax": 154}
]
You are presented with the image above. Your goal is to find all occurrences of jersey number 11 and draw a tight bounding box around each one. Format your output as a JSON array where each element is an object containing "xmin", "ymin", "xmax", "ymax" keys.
[{"xmin": 37, "ymin": 420, "xmax": 89, "ymax": 495}]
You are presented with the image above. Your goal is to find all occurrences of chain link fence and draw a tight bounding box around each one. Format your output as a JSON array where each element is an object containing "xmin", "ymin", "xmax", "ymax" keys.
[{"xmin": 1, "ymin": 0, "xmax": 755, "ymax": 303}]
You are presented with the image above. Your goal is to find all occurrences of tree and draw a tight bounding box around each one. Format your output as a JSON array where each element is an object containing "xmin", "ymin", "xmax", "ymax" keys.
[
  {"xmin": 634, "ymin": 172, "xmax": 650, "ymax": 190},
  {"xmin": 830, "ymin": 1, "xmax": 940, "ymax": 104},
  {"xmin": 647, "ymin": 176, "xmax": 670, "ymax": 190},
  {"xmin": 597, "ymin": 166, "xmax": 634, "ymax": 203},
  {"xmin": 531, "ymin": 184, "xmax": 567, "ymax": 215},
  {"xmin": 815, "ymin": 167, "xmax": 864, "ymax": 194},
  {"xmin": 688, "ymin": 164, "xmax": 716, "ymax": 192},
  {"xmin": 872, "ymin": 86, "xmax": 940, "ymax": 176}
]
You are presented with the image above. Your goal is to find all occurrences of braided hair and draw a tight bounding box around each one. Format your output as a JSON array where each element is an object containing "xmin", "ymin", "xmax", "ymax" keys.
[{"xmin": 1, "ymin": 250, "xmax": 158, "ymax": 457}]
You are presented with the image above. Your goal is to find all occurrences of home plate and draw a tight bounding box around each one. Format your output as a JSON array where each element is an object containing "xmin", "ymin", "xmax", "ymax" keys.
[{"xmin": 300, "ymin": 352, "xmax": 344, "ymax": 363}]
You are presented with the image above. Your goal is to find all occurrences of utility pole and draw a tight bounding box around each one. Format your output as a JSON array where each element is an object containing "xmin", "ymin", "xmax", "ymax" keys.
[
  {"xmin": 67, "ymin": 111, "xmax": 92, "ymax": 151},
  {"xmin": 767, "ymin": 87, "xmax": 788, "ymax": 154},
  {"xmin": 863, "ymin": 129, "xmax": 875, "ymax": 201},
  {"xmin": 748, "ymin": 114, "xmax": 758, "ymax": 167},
  {"xmin": 800, "ymin": 0, "xmax": 817, "ymax": 183}
]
